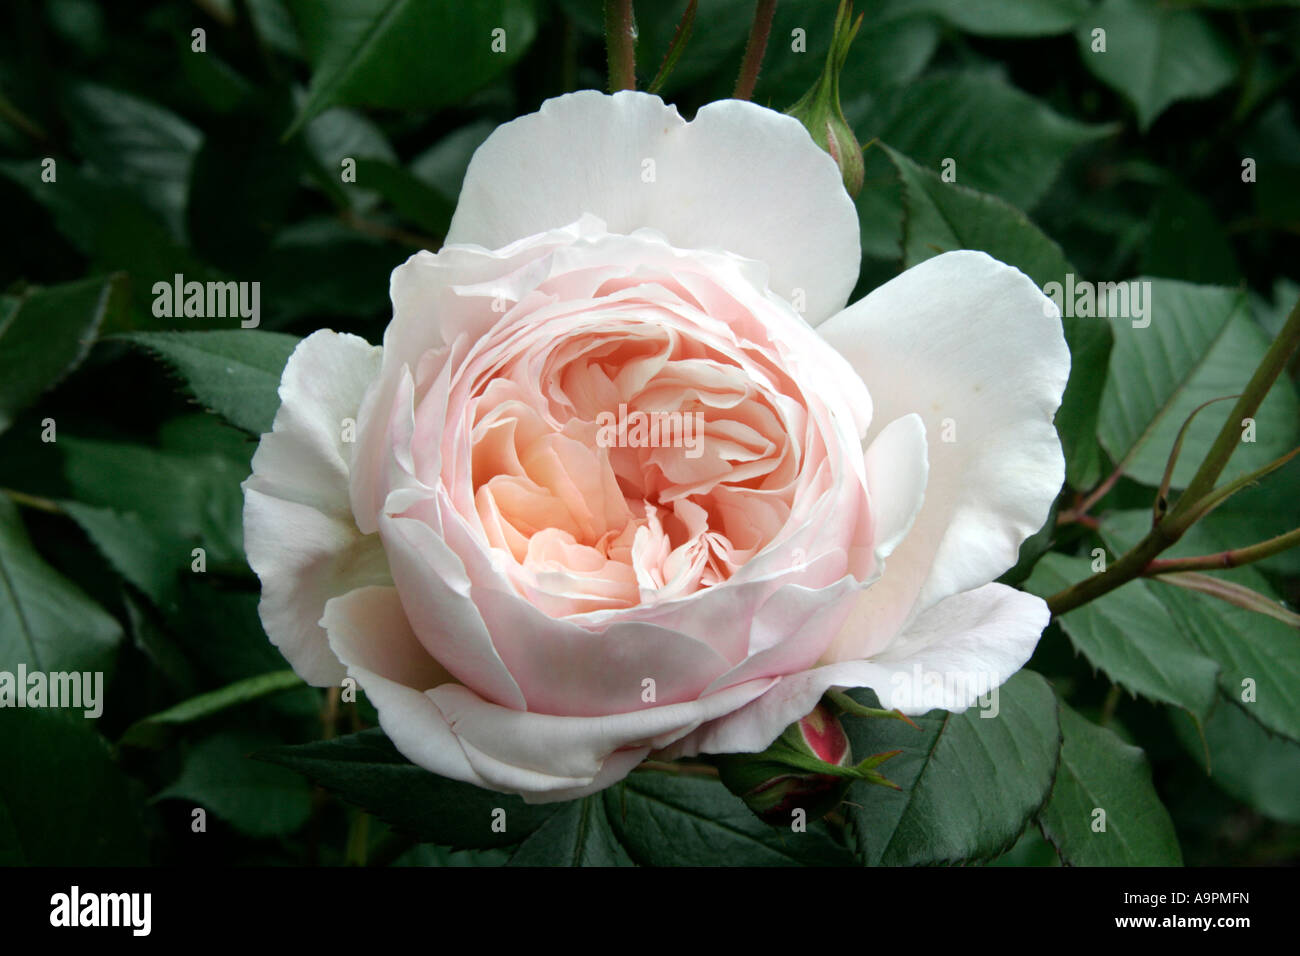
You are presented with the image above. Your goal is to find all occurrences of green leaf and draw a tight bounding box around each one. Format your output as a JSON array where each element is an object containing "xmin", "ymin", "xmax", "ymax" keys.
[
  {"xmin": 0, "ymin": 497, "xmax": 123, "ymax": 673},
  {"xmin": 187, "ymin": 112, "xmax": 308, "ymax": 273},
  {"xmin": 120, "ymin": 670, "xmax": 305, "ymax": 748},
  {"xmin": 0, "ymin": 273, "xmax": 126, "ymax": 433},
  {"xmin": 850, "ymin": 72, "xmax": 1114, "ymax": 212},
  {"xmin": 56, "ymin": 421, "xmax": 256, "ymax": 615},
  {"xmin": 261, "ymin": 218, "xmax": 399, "ymax": 324},
  {"xmin": 61, "ymin": 81, "xmax": 202, "ymax": 239},
  {"xmin": 1000, "ymin": 497, "xmax": 1060, "ymax": 586},
  {"xmin": 0, "ymin": 709, "xmax": 147, "ymax": 865},
  {"xmin": 987, "ymin": 827, "xmax": 1062, "ymax": 866},
  {"xmin": 1075, "ymin": 0, "xmax": 1237, "ymax": 130},
  {"xmin": 882, "ymin": 143, "xmax": 1073, "ymax": 285},
  {"xmin": 606, "ymin": 772, "xmax": 854, "ymax": 866},
  {"xmin": 120, "ymin": 330, "xmax": 300, "ymax": 435},
  {"xmin": 248, "ymin": 0, "xmax": 305, "ymax": 56},
  {"xmin": 394, "ymin": 843, "xmax": 510, "ymax": 866},
  {"xmin": 181, "ymin": 49, "xmax": 256, "ymax": 114},
  {"xmin": 1139, "ymin": 185, "xmax": 1241, "ymax": 285},
  {"xmin": 156, "ymin": 732, "xmax": 314, "ymax": 838},
  {"xmin": 507, "ymin": 795, "xmax": 635, "ymax": 866},
  {"xmin": 62, "ymin": 501, "xmax": 182, "ymax": 611},
  {"xmin": 1170, "ymin": 702, "xmax": 1300, "ymax": 825},
  {"xmin": 1059, "ymin": 314, "xmax": 1116, "ymax": 489},
  {"xmin": 165, "ymin": 586, "xmax": 297, "ymax": 686},
  {"xmin": 1192, "ymin": 450, "xmax": 1300, "ymax": 576},
  {"xmin": 1097, "ymin": 283, "xmax": 1299, "ymax": 489},
  {"xmin": 1038, "ymin": 703, "xmax": 1182, "ymax": 865},
  {"xmin": 257, "ymin": 728, "xmax": 558, "ymax": 848},
  {"xmin": 844, "ymin": 670, "xmax": 1061, "ymax": 866},
  {"xmin": 1024, "ymin": 553, "xmax": 1220, "ymax": 722},
  {"xmin": 1102, "ymin": 511, "xmax": 1300, "ymax": 744},
  {"xmin": 409, "ymin": 119, "xmax": 495, "ymax": 202},
  {"xmin": 305, "ymin": 105, "xmax": 397, "ymax": 172},
  {"xmin": 302, "ymin": 103, "xmax": 396, "ymax": 210},
  {"xmin": 883, "ymin": 0, "xmax": 1089, "ymax": 37},
  {"xmin": 854, "ymin": 145, "xmax": 907, "ymax": 261},
  {"xmin": 59, "ymin": 436, "xmax": 249, "ymax": 570},
  {"xmin": 353, "ymin": 158, "xmax": 456, "ymax": 236},
  {"xmin": 287, "ymin": 0, "xmax": 539, "ymax": 135},
  {"xmin": 0, "ymin": 160, "xmax": 209, "ymax": 317},
  {"xmin": 1095, "ymin": 279, "xmax": 1237, "ymax": 483},
  {"xmin": 881, "ymin": 144, "xmax": 1113, "ymax": 489}
]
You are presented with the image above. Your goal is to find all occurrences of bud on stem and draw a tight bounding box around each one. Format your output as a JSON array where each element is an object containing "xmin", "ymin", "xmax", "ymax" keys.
[
  {"xmin": 784, "ymin": 1, "xmax": 865, "ymax": 197},
  {"xmin": 716, "ymin": 702, "xmax": 901, "ymax": 825}
]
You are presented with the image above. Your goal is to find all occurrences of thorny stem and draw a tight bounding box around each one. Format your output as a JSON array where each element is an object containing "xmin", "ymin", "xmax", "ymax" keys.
[
  {"xmin": 1046, "ymin": 295, "xmax": 1300, "ymax": 617},
  {"xmin": 1059, "ymin": 463, "xmax": 1126, "ymax": 524},
  {"xmin": 604, "ymin": 0, "xmax": 637, "ymax": 92},
  {"xmin": 1143, "ymin": 526, "xmax": 1300, "ymax": 576},
  {"xmin": 733, "ymin": 0, "xmax": 777, "ymax": 101},
  {"xmin": 1176, "ymin": 300, "xmax": 1300, "ymax": 517}
]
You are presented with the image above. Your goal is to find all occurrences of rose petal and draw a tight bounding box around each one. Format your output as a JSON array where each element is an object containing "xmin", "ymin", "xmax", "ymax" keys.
[
  {"xmin": 819, "ymin": 251, "xmax": 1068, "ymax": 661},
  {"xmin": 325, "ymin": 584, "xmax": 777, "ymax": 799},
  {"xmin": 351, "ymin": 218, "xmax": 607, "ymax": 533},
  {"xmin": 665, "ymin": 582, "xmax": 1049, "ymax": 757},
  {"xmin": 446, "ymin": 91, "xmax": 860, "ymax": 325},
  {"xmin": 426, "ymin": 676, "xmax": 775, "ymax": 797},
  {"xmin": 322, "ymin": 585, "xmax": 488, "ymax": 787},
  {"xmin": 242, "ymin": 330, "xmax": 389, "ymax": 685}
]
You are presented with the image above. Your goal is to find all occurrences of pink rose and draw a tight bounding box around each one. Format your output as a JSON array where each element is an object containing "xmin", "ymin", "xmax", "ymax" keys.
[{"xmin": 243, "ymin": 91, "xmax": 1069, "ymax": 802}]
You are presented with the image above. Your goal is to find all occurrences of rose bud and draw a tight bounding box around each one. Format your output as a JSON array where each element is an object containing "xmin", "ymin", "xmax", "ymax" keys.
[
  {"xmin": 716, "ymin": 703, "xmax": 898, "ymax": 825},
  {"xmin": 785, "ymin": 1, "xmax": 865, "ymax": 197}
]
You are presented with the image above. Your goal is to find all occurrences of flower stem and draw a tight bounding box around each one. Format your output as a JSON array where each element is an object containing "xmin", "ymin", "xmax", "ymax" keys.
[
  {"xmin": 1143, "ymin": 526, "xmax": 1300, "ymax": 575},
  {"xmin": 1059, "ymin": 460, "xmax": 1125, "ymax": 524},
  {"xmin": 604, "ymin": 0, "xmax": 638, "ymax": 92},
  {"xmin": 1, "ymin": 488, "xmax": 62, "ymax": 514},
  {"xmin": 1046, "ymin": 293, "xmax": 1300, "ymax": 617},
  {"xmin": 733, "ymin": 0, "xmax": 777, "ymax": 100},
  {"xmin": 1169, "ymin": 294, "xmax": 1300, "ymax": 524}
]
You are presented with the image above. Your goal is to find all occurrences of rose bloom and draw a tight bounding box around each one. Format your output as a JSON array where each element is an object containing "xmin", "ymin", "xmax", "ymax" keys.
[{"xmin": 243, "ymin": 92, "xmax": 1068, "ymax": 802}]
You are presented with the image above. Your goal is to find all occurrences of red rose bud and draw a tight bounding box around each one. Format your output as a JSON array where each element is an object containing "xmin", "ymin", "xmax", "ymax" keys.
[
  {"xmin": 717, "ymin": 704, "xmax": 898, "ymax": 826},
  {"xmin": 798, "ymin": 703, "xmax": 851, "ymax": 764},
  {"xmin": 784, "ymin": 1, "xmax": 865, "ymax": 197}
]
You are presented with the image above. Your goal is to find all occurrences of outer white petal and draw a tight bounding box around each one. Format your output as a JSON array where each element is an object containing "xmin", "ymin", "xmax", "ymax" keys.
[
  {"xmin": 426, "ymin": 677, "xmax": 774, "ymax": 799},
  {"xmin": 446, "ymin": 90, "xmax": 860, "ymax": 325},
  {"xmin": 819, "ymin": 251, "xmax": 1068, "ymax": 661},
  {"xmin": 322, "ymin": 585, "xmax": 487, "ymax": 786},
  {"xmin": 243, "ymin": 331, "xmax": 388, "ymax": 686},
  {"xmin": 665, "ymin": 582, "xmax": 1049, "ymax": 757},
  {"xmin": 324, "ymin": 585, "xmax": 777, "ymax": 801}
]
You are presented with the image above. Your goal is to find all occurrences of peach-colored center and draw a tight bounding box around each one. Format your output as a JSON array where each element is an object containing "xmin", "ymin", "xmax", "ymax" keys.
[{"xmin": 447, "ymin": 281, "xmax": 818, "ymax": 617}]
